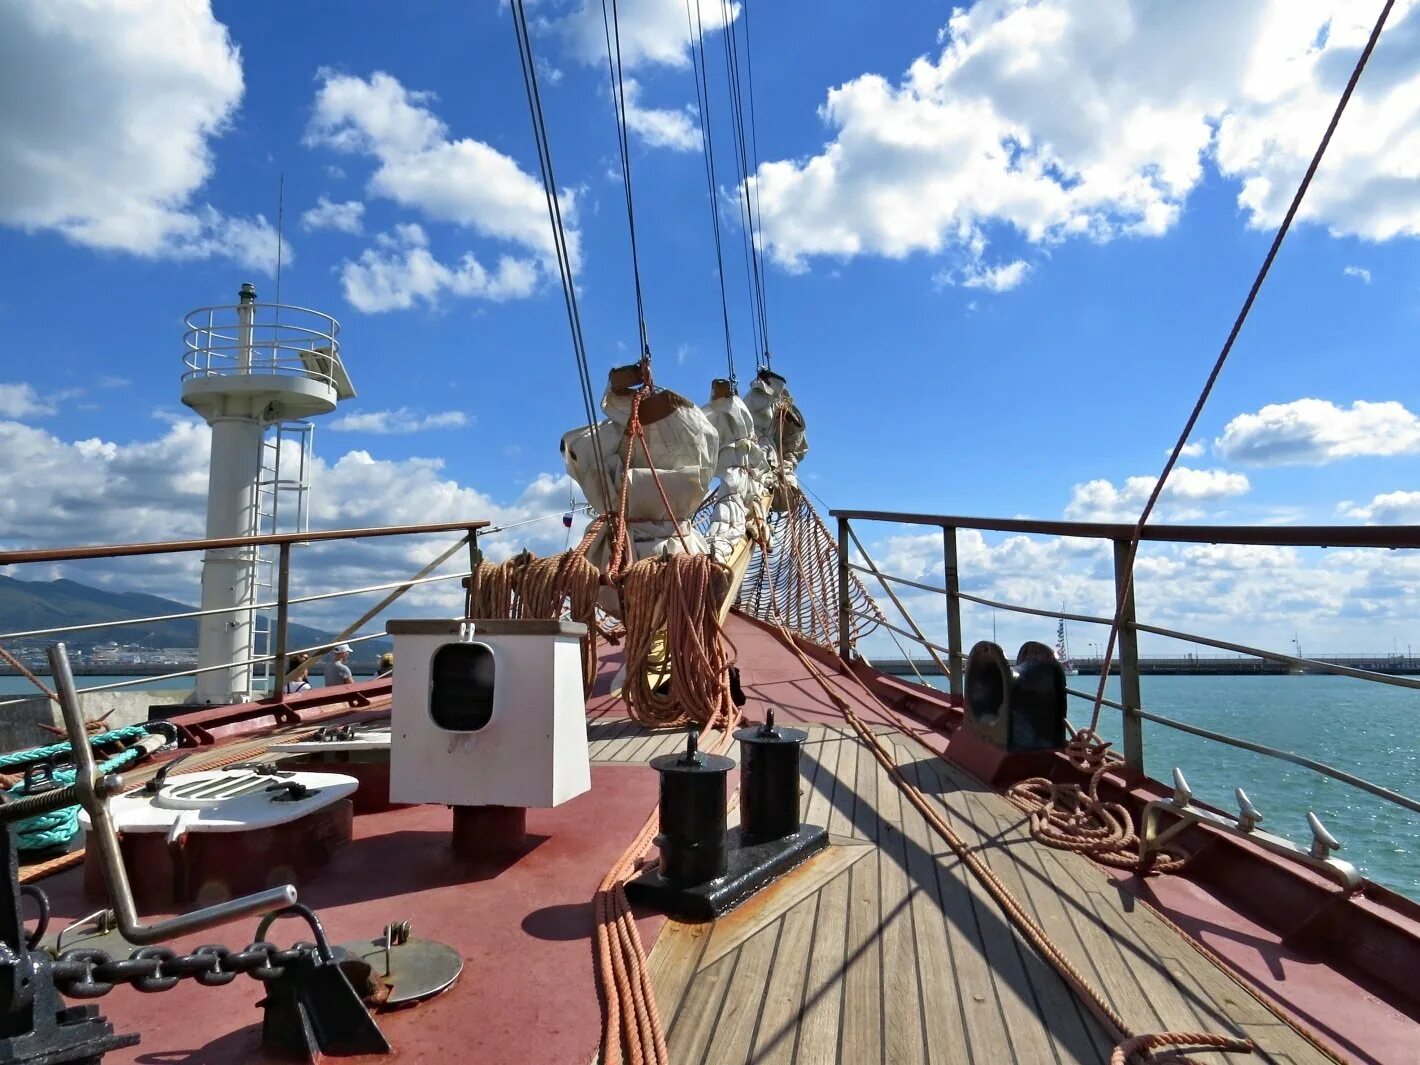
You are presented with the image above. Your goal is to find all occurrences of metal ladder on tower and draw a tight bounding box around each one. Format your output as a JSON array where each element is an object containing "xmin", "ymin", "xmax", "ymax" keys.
[{"xmin": 248, "ymin": 422, "xmax": 315, "ymax": 696}]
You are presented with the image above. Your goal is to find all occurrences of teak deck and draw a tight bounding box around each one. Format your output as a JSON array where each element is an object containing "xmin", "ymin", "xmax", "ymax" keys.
[{"xmin": 588, "ymin": 722, "xmax": 1330, "ymax": 1065}]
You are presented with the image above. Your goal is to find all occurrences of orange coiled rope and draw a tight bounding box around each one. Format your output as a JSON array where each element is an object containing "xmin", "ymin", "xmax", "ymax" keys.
[
  {"xmin": 618, "ymin": 553, "xmax": 736, "ymax": 728},
  {"xmin": 1005, "ymin": 730, "xmax": 1188, "ymax": 874}
]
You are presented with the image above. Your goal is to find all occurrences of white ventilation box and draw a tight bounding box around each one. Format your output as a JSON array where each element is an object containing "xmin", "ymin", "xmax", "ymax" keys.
[{"xmin": 387, "ymin": 619, "xmax": 591, "ymax": 808}]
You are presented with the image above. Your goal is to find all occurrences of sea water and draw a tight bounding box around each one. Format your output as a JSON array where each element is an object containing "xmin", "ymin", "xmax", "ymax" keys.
[{"xmin": 897, "ymin": 672, "xmax": 1418, "ymax": 898}]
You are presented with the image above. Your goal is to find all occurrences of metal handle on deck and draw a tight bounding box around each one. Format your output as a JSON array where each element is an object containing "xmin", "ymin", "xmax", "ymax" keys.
[{"xmin": 47, "ymin": 643, "xmax": 297, "ymax": 945}]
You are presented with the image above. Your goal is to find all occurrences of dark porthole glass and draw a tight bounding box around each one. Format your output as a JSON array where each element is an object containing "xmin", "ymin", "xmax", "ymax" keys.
[{"xmin": 430, "ymin": 643, "xmax": 495, "ymax": 731}]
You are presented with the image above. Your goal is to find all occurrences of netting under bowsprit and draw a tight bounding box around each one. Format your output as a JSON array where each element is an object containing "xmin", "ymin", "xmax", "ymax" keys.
[{"xmin": 731, "ymin": 488, "xmax": 885, "ymax": 649}]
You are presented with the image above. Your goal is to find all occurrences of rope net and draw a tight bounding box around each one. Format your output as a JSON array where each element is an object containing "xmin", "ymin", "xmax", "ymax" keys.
[{"xmin": 725, "ymin": 486, "xmax": 885, "ymax": 649}]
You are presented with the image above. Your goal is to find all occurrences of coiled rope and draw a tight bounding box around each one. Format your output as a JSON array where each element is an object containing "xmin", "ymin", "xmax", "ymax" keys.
[
  {"xmin": 7, "ymin": 739, "xmax": 149, "ymax": 853},
  {"xmin": 1006, "ymin": 729, "xmax": 1188, "ymax": 875}
]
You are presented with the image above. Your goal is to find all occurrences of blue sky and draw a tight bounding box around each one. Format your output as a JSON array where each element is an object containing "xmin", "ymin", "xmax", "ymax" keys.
[{"xmin": 2, "ymin": 0, "xmax": 1420, "ymax": 655}]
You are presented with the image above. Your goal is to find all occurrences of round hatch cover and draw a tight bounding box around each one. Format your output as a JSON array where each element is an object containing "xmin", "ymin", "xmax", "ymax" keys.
[{"xmin": 338, "ymin": 924, "xmax": 463, "ymax": 1008}]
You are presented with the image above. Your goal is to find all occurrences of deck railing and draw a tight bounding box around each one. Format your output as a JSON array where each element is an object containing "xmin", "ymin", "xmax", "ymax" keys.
[
  {"xmin": 831, "ymin": 509, "xmax": 1420, "ymax": 816},
  {"xmin": 0, "ymin": 520, "xmax": 488, "ymax": 702}
]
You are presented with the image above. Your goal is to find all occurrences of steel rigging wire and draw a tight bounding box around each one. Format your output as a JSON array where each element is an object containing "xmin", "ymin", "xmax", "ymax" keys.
[
  {"xmin": 1088, "ymin": 0, "xmax": 1397, "ymax": 733},
  {"xmin": 718, "ymin": 0, "xmax": 771, "ymax": 369},
  {"xmin": 685, "ymin": 0, "xmax": 739, "ymax": 383},
  {"xmin": 508, "ymin": 0, "xmax": 613, "ymax": 514},
  {"xmin": 600, "ymin": 0, "xmax": 653, "ymax": 361}
]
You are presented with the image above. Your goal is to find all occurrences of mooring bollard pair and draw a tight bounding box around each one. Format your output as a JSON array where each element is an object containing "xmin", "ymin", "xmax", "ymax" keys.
[{"xmin": 625, "ymin": 709, "xmax": 829, "ymax": 919}]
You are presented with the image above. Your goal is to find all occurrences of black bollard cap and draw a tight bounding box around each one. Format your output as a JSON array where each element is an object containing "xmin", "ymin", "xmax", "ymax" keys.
[
  {"xmin": 649, "ymin": 728, "xmax": 735, "ymax": 774},
  {"xmin": 733, "ymin": 706, "xmax": 809, "ymax": 747}
]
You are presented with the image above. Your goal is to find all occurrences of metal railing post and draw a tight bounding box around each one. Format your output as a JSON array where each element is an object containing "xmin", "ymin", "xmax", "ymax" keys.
[
  {"xmin": 943, "ymin": 526, "xmax": 963, "ymax": 702},
  {"xmin": 466, "ymin": 529, "xmax": 482, "ymax": 617},
  {"xmin": 836, "ymin": 517, "xmax": 852, "ymax": 661},
  {"xmin": 273, "ymin": 541, "xmax": 291, "ymax": 697},
  {"xmin": 1112, "ymin": 539, "xmax": 1144, "ymax": 770}
]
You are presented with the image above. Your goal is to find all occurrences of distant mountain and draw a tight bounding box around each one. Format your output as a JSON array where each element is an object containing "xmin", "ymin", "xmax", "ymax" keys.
[{"xmin": 0, "ymin": 575, "xmax": 389, "ymax": 659}]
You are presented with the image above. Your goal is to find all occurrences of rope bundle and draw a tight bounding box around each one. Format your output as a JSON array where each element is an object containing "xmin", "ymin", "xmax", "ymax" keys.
[
  {"xmin": 1006, "ymin": 730, "xmax": 1188, "ymax": 875},
  {"xmin": 617, "ymin": 553, "xmax": 736, "ymax": 729}
]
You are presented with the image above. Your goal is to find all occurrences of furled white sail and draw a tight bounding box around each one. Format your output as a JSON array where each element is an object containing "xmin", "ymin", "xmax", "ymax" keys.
[
  {"xmin": 744, "ymin": 369, "xmax": 808, "ymax": 511},
  {"xmin": 700, "ymin": 379, "xmax": 764, "ymax": 560}
]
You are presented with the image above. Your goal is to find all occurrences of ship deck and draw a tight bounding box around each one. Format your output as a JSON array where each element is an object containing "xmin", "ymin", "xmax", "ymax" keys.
[{"xmin": 25, "ymin": 615, "xmax": 1419, "ymax": 1064}]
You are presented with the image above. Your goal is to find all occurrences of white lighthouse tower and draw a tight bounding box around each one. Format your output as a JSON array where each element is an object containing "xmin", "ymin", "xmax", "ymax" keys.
[{"xmin": 181, "ymin": 283, "xmax": 355, "ymax": 704}]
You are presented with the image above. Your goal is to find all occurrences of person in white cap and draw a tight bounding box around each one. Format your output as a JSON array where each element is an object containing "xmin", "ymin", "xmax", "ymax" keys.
[{"xmin": 324, "ymin": 643, "xmax": 354, "ymax": 687}]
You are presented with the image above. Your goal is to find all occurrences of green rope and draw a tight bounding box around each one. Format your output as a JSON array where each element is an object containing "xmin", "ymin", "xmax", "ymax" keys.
[
  {"xmin": 0, "ymin": 725, "xmax": 151, "ymax": 771},
  {"xmin": 9, "ymin": 740, "xmax": 148, "ymax": 853}
]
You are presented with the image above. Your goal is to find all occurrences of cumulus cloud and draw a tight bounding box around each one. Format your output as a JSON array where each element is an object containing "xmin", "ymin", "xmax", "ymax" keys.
[
  {"xmin": 1065, "ymin": 466, "xmax": 1250, "ymax": 521},
  {"xmin": 0, "ymin": 414, "xmax": 588, "ymax": 628},
  {"xmin": 306, "ymin": 70, "xmax": 573, "ymax": 279},
  {"xmin": 1215, "ymin": 398, "xmax": 1420, "ymax": 465},
  {"xmin": 339, "ymin": 224, "xmax": 540, "ymax": 312},
  {"xmin": 1343, "ymin": 265, "xmax": 1372, "ymax": 283},
  {"xmin": 0, "ymin": 384, "xmax": 56, "ymax": 420},
  {"xmin": 555, "ymin": 0, "xmax": 738, "ymax": 69},
  {"xmin": 749, "ymin": 0, "xmax": 1420, "ymax": 275},
  {"xmin": 1177, "ymin": 442, "xmax": 1207, "ymax": 458},
  {"xmin": 0, "ymin": 0, "xmax": 285, "ymax": 272},
  {"xmin": 1340, "ymin": 490, "xmax": 1420, "ymax": 524},
  {"xmin": 301, "ymin": 197, "xmax": 365, "ymax": 234},
  {"xmin": 622, "ymin": 79, "xmax": 699, "ymax": 151},
  {"xmin": 330, "ymin": 407, "xmax": 469, "ymax": 434}
]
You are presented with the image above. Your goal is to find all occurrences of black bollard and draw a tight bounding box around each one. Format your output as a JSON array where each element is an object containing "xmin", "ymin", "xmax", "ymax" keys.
[
  {"xmin": 649, "ymin": 729, "xmax": 735, "ymax": 887},
  {"xmin": 734, "ymin": 708, "xmax": 808, "ymax": 844}
]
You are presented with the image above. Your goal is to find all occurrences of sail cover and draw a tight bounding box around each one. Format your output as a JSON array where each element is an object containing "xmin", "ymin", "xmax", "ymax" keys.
[{"xmin": 561, "ymin": 370, "xmax": 718, "ymax": 576}]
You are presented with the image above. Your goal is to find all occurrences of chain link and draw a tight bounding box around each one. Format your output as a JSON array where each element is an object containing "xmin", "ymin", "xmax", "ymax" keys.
[{"xmin": 52, "ymin": 940, "xmax": 317, "ymax": 999}]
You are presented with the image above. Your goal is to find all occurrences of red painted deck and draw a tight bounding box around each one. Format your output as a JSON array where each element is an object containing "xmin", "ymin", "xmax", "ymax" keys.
[{"xmin": 25, "ymin": 613, "xmax": 1420, "ymax": 1063}]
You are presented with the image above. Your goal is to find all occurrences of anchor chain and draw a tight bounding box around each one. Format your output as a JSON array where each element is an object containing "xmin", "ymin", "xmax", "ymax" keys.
[{"xmin": 50, "ymin": 940, "xmax": 320, "ymax": 998}]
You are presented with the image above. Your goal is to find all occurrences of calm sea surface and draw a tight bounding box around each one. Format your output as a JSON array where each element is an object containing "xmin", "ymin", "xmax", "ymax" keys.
[{"xmin": 3, "ymin": 672, "xmax": 1415, "ymax": 896}]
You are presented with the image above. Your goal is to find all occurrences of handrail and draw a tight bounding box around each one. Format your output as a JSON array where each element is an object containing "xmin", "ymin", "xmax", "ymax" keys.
[
  {"xmin": 0, "ymin": 520, "xmax": 489, "ymax": 565},
  {"xmin": 0, "ymin": 568, "xmax": 474, "ymax": 644},
  {"xmin": 830, "ymin": 509, "xmax": 1420, "ymax": 549},
  {"xmin": 832, "ymin": 508, "xmax": 1420, "ymax": 824},
  {"xmin": 844, "ymin": 611, "xmax": 1420, "ymax": 815}
]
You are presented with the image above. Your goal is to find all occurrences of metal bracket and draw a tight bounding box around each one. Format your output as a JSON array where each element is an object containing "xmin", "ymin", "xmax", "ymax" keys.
[{"xmin": 1139, "ymin": 766, "xmax": 1361, "ymax": 891}]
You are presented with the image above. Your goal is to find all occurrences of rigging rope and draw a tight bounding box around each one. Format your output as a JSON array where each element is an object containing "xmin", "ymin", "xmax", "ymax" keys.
[
  {"xmin": 508, "ymin": 0, "xmax": 614, "ymax": 515},
  {"xmin": 685, "ymin": 0, "xmax": 737, "ymax": 383},
  {"xmin": 1087, "ymin": 0, "xmax": 1396, "ymax": 736},
  {"xmin": 600, "ymin": 0, "xmax": 653, "ymax": 360},
  {"xmin": 718, "ymin": 0, "xmax": 771, "ymax": 367}
]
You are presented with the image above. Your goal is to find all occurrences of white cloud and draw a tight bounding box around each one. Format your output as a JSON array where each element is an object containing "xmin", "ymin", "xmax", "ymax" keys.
[
  {"xmin": 301, "ymin": 197, "xmax": 365, "ymax": 234},
  {"xmin": 1340, "ymin": 490, "xmax": 1420, "ymax": 524},
  {"xmin": 330, "ymin": 407, "xmax": 469, "ymax": 434},
  {"xmin": 1343, "ymin": 265, "xmax": 1373, "ymax": 283},
  {"xmin": 0, "ymin": 384, "xmax": 56, "ymax": 420},
  {"xmin": 1065, "ymin": 466, "xmax": 1250, "ymax": 521},
  {"xmin": 0, "ymin": 415, "xmax": 590, "ymax": 626},
  {"xmin": 622, "ymin": 79, "xmax": 699, "ymax": 152},
  {"xmin": 556, "ymin": 0, "xmax": 738, "ymax": 70},
  {"xmin": 0, "ymin": 0, "xmax": 285, "ymax": 273},
  {"xmin": 1215, "ymin": 398, "xmax": 1420, "ymax": 466},
  {"xmin": 340, "ymin": 224, "xmax": 540, "ymax": 312},
  {"xmin": 1167, "ymin": 442, "xmax": 1208, "ymax": 458},
  {"xmin": 960, "ymin": 259, "xmax": 1030, "ymax": 292},
  {"xmin": 306, "ymin": 70, "xmax": 574, "ymax": 275},
  {"xmin": 749, "ymin": 0, "xmax": 1420, "ymax": 274}
]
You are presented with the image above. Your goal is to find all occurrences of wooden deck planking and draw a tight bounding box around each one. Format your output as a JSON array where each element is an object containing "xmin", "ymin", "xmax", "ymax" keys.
[{"xmin": 637, "ymin": 725, "xmax": 1336, "ymax": 1064}]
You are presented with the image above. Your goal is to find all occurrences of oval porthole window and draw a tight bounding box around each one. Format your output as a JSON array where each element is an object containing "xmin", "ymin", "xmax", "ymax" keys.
[{"xmin": 429, "ymin": 643, "xmax": 495, "ymax": 732}]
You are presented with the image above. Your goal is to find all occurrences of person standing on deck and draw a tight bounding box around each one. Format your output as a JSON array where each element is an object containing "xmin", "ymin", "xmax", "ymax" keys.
[{"xmin": 324, "ymin": 644, "xmax": 354, "ymax": 686}]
